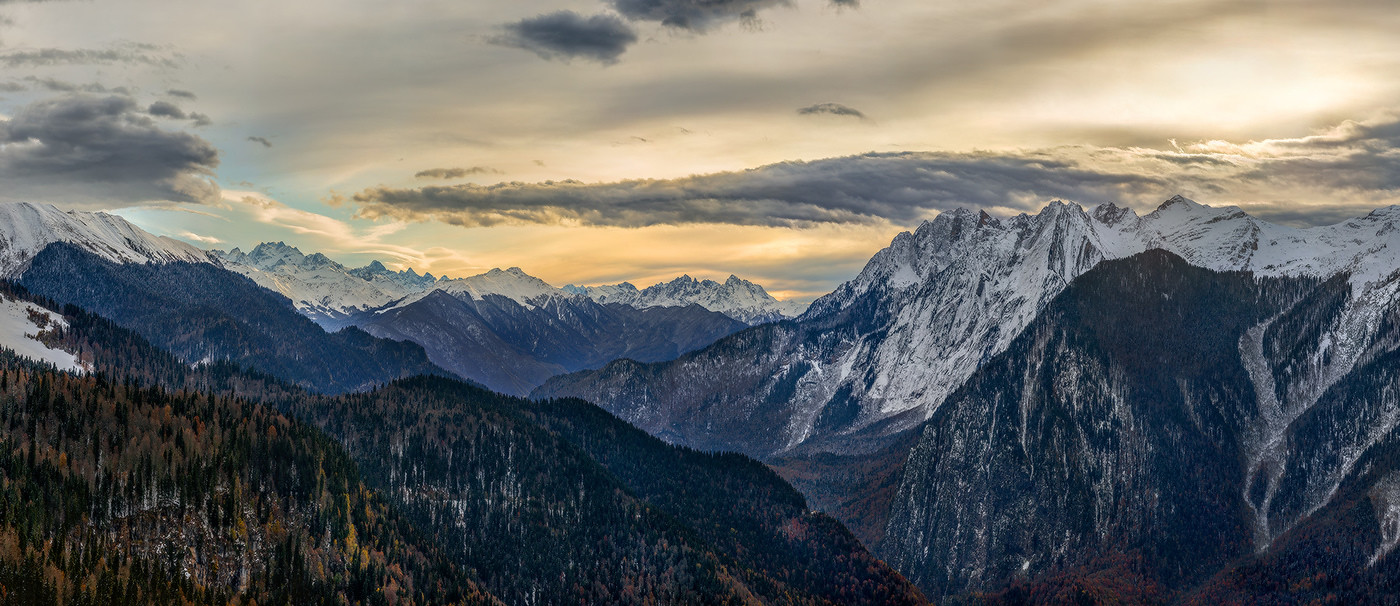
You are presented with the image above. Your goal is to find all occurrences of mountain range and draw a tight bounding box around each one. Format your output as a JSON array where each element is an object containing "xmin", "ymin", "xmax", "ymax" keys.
[
  {"xmin": 4, "ymin": 195, "xmax": 1400, "ymax": 602},
  {"xmin": 537, "ymin": 196, "xmax": 1400, "ymax": 460},
  {"xmin": 533, "ymin": 196, "xmax": 1400, "ymax": 600},
  {"xmin": 0, "ymin": 201, "xmax": 805, "ymax": 396},
  {"xmin": 213, "ymin": 240, "xmax": 806, "ymax": 328},
  {"xmin": 0, "ymin": 281, "xmax": 923, "ymax": 605}
]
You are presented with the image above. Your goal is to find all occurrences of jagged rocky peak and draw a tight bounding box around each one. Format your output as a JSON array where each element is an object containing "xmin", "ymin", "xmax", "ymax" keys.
[
  {"xmin": 977, "ymin": 209, "xmax": 1000, "ymax": 228},
  {"xmin": 565, "ymin": 272, "xmax": 804, "ymax": 324},
  {"xmin": 354, "ymin": 259, "xmax": 390, "ymax": 275},
  {"xmin": 562, "ymin": 281, "xmax": 639, "ymax": 301},
  {"xmin": 1091, "ymin": 201, "xmax": 1139, "ymax": 226},
  {"xmin": 248, "ymin": 240, "xmax": 302, "ymax": 260},
  {"xmin": 348, "ymin": 259, "xmax": 439, "ymax": 289},
  {"xmin": 1154, "ymin": 193, "xmax": 1198, "ymax": 212},
  {"xmin": 303, "ymin": 252, "xmax": 337, "ymax": 268}
]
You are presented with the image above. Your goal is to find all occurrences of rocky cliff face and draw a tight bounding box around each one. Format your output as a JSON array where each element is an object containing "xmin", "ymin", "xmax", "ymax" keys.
[{"xmin": 882, "ymin": 250, "xmax": 1400, "ymax": 600}]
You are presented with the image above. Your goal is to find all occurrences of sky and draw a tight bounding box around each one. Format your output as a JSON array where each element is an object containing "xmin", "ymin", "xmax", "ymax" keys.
[{"xmin": 0, "ymin": 0, "xmax": 1398, "ymax": 301}]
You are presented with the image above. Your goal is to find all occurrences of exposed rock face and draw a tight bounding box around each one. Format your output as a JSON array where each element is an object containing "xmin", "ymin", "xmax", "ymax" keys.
[{"xmin": 882, "ymin": 248, "xmax": 1400, "ymax": 599}]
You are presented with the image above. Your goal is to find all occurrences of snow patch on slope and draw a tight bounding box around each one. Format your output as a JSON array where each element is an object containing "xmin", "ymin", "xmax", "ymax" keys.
[{"xmin": 0, "ymin": 294, "xmax": 82, "ymax": 372}]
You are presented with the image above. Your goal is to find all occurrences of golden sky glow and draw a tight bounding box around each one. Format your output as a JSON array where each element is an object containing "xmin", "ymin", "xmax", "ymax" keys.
[{"xmin": 1, "ymin": 0, "xmax": 1398, "ymax": 300}]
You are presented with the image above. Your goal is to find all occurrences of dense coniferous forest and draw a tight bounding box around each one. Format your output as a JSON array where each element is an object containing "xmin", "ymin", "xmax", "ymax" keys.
[
  {"xmin": 290, "ymin": 376, "xmax": 926, "ymax": 605},
  {"xmin": 0, "ymin": 353, "xmax": 498, "ymax": 605},
  {"xmin": 0, "ymin": 282, "xmax": 925, "ymax": 604}
]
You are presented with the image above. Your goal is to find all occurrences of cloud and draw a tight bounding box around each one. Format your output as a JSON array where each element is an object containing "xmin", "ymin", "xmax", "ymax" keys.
[
  {"xmin": 797, "ymin": 102, "xmax": 865, "ymax": 119},
  {"xmin": 166, "ymin": 89, "xmax": 197, "ymax": 100},
  {"xmin": 147, "ymin": 100, "xmax": 187, "ymax": 119},
  {"xmin": 218, "ymin": 190, "xmax": 437, "ymax": 264},
  {"xmin": 341, "ymin": 112, "xmax": 1400, "ymax": 229},
  {"xmin": 177, "ymin": 230, "xmax": 222, "ymax": 244},
  {"xmin": 493, "ymin": 11, "xmax": 638, "ymax": 64},
  {"xmin": 0, "ymin": 94, "xmax": 220, "ymax": 207},
  {"xmin": 19, "ymin": 77, "xmax": 131, "ymax": 95},
  {"xmin": 344, "ymin": 152, "xmax": 1164, "ymax": 228},
  {"xmin": 415, "ymin": 166, "xmax": 501, "ymax": 180},
  {"xmin": 148, "ymin": 100, "xmax": 212, "ymax": 127},
  {"xmin": 0, "ymin": 45, "xmax": 179, "ymax": 69},
  {"xmin": 247, "ymin": 136, "xmax": 273, "ymax": 148},
  {"xmin": 610, "ymin": 0, "xmax": 788, "ymax": 30}
]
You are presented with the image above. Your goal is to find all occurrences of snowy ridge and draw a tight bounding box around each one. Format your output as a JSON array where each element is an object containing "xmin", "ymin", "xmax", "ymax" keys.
[
  {"xmin": 0, "ymin": 293, "xmax": 83, "ymax": 372},
  {"xmin": 0, "ymin": 201, "xmax": 214, "ymax": 278},
  {"xmin": 567, "ymin": 274, "xmax": 807, "ymax": 325},
  {"xmin": 215, "ymin": 239, "xmax": 802, "ymax": 325},
  {"xmin": 214, "ymin": 242, "xmax": 413, "ymax": 322},
  {"xmin": 773, "ymin": 196, "xmax": 1400, "ymax": 446},
  {"xmin": 435, "ymin": 267, "xmax": 562, "ymax": 306}
]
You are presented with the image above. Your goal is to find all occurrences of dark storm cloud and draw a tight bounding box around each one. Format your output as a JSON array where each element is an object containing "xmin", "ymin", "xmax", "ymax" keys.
[
  {"xmin": 147, "ymin": 100, "xmax": 187, "ymax": 119},
  {"xmin": 415, "ymin": 166, "xmax": 501, "ymax": 180},
  {"xmin": 1237, "ymin": 203, "xmax": 1391, "ymax": 228},
  {"xmin": 797, "ymin": 103, "xmax": 865, "ymax": 119},
  {"xmin": 0, "ymin": 94, "xmax": 220, "ymax": 207},
  {"xmin": 0, "ymin": 46, "xmax": 178, "ymax": 69},
  {"xmin": 610, "ymin": 0, "xmax": 788, "ymax": 30},
  {"xmin": 346, "ymin": 152, "xmax": 1165, "ymax": 228},
  {"xmin": 493, "ymin": 11, "xmax": 638, "ymax": 64},
  {"xmin": 247, "ymin": 136, "xmax": 273, "ymax": 148},
  {"xmin": 343, "ymin": 112, "xmax": 1400, "ymax": 229},
  {"xmin": 166, "ymin": 89, "xmax": 197, "ymax": 100},
  {"xmin": 148, "ymin": 100, "xmax": 212, "ymax": 127}
]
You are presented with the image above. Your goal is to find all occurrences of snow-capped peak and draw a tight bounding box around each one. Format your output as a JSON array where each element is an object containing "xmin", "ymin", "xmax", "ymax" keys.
[
  {"xmin": 434, "ymin": 267, "xmax": 563, "ymax": 305},
  {"xmin": 0, "ymin": 200, "xmax": 215, "ymax": 278},
  {"xmin": 790, "ymin": 195, "xmax": 1400, "ymax": 442},
  {"xmin": 570, "ymin": 273, "xmax": 807, "ymax": 325},
  {"xmin": 214, "ymin": 241, "xmax": 414, "ymax": 324}
]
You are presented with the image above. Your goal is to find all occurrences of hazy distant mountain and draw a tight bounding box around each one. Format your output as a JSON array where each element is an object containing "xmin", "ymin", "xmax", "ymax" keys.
[
  {"xmin": 216, "ymin": 239, "xmax": 806, "ymax": 328},
  {"xmin": 211, "ymin": 241, "xmax": 788, "ymax": 391},
  {"xmin": 566, "ymin": 274, "xmax": 808, "ymax": 325},
  {"xmin": 350, "ymin": 288, "xmax": 747, "ymax": 396},
  {"xmin": 214, "ymin": 242, "xmax": 434, "ymax": 325}
]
